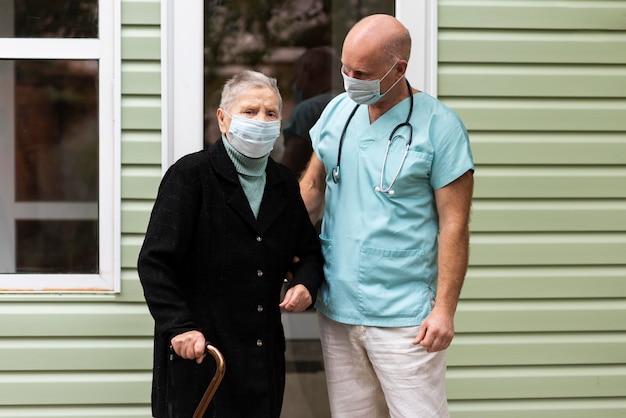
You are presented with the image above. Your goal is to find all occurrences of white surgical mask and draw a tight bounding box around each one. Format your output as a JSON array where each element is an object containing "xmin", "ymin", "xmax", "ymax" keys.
[
  {"xmin": 341, "ymin": 61, "xmax": 403, "ymax": 105},
  {"xmin": 223, "ymin": 112, "xmax": 280, "ymax": 158}
]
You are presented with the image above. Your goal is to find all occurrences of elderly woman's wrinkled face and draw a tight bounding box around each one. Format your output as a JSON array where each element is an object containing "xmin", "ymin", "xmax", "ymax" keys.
[{"xmin": 217, "ymin": 86, "xmax": 280, "ymax": 135}]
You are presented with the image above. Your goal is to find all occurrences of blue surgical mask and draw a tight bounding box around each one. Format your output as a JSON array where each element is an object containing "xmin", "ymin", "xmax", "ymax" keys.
[
  {"xmin": 224, "ymin": 112, "xmax": 281, "ymax": 158},
  {"xmin": 341, "ymin": 61, "xmax": 403, "ymax": 105}
]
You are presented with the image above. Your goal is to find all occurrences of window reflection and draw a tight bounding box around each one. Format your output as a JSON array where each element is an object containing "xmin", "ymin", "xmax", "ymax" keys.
[
  {"xmin": 11, "ymin": 0, "xmax": 98, "ymax": 38},
  {"xmin": 14, "ymin": 60, "xmax": 99, "ymax": 202},
  {"xmin": 16, "ymin": 220, "xmax": 98, "ymax": 273}
]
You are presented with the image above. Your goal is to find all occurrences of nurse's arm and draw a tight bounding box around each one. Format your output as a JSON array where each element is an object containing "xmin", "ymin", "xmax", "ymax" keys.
[
  {"xmin": 413, "ymin": 170, "xmax": 474, "ymax": 352},
  {"xmin": 299, "ymin": 153, "xmax": 326, "ymax": 224}
]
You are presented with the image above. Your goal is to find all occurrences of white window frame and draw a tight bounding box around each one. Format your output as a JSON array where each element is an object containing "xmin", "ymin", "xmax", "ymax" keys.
[
  {"xmin": 0, "ymin": 1, "xmax": 121, "ymax": 293},
  {"xmin": 161, "ymin": 0, "xmax": 437, "ymax": 337}
]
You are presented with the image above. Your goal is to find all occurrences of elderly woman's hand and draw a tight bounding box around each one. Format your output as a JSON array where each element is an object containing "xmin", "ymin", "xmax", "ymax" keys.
[
  {"xmin": 170, "ymin": 330, "xmax": 207, "ymax": 364},
  {"xmin": 279, "ymin": 284, "xmax": 312, "ymax": 312}
]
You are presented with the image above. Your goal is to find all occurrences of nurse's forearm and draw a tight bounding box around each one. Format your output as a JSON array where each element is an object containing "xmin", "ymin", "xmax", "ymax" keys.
[
  {"xmin": 299, "ymin": 154, "xmax": 326, "ymax": 223},
  {"xmin": 301, "ymin": 183, "xmax": 324, "ymax": 224},
  {"xmin": 435, "ymin": 223, "xmax": 469, "ymax": 315},
  {"xmin": 433, "ymin": 170, "xmax": 473, "ymax": 315}
]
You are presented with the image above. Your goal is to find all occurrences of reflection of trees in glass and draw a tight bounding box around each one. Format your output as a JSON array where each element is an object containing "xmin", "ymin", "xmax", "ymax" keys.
[
  {"xmin": 15, "ymin": 60, "xmax": 98, "ymax": 202},
  {"xmin": 14, "ymin": 0, "xmax": 98, "ymax": 38},
  {"xmin": 203, "ymin": 0, "xmax": 393, "ymax": 147},
  {"xmin": 204, "ymin": 0, "xmax": 393, "ymax": 78}
]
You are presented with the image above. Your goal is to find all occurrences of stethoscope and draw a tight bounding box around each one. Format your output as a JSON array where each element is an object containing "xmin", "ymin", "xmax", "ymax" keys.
[{"xmin": 331, "ymin": 79, "xmax": 413, "ymax": 196}]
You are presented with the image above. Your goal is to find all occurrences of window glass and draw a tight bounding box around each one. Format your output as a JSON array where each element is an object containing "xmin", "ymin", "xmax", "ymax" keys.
[
  {"xmin": 15, "ymin": 60, "xmax": 99, "ymax": 203},
  {"xmin": 0, "ymin": 58, "xmax": 99, "ymax": 275},
  {"xmin": 16, "ymin": 220, "xmax": 98, "ymax": 273},
  {"xmin": 0, "ymin": 0, "xmax": 101, "ymax": 278},
  {"xmin": 12, "ymin": 0, "xmax": 98, "ymax": 38}
]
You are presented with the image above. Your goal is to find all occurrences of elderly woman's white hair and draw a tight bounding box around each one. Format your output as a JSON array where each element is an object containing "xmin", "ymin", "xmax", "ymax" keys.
[{"xmin": 219, "ymin": 70, "xmax": 282, "ymax": 113}]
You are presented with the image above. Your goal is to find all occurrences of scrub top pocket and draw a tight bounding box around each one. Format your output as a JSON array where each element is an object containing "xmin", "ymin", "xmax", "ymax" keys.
[{"xmin": 357, "ymin": 245, "xmax": 432, "ymax": 322}]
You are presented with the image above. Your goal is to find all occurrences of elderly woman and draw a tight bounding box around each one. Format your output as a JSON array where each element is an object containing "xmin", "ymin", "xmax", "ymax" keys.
[{"xmin": 138, "ymin": 70, "xmax": 324, "ymax": 418}]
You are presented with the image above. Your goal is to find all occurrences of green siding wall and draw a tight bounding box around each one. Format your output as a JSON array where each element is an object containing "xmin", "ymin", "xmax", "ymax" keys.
[
  {"xmin": 0, "ymin": 0, "xmax": 160, "ymax": 416},
  {"xmin": 2, "ymin": 1, "xmax": 625, "ymax": 417},
  {"xmin": 439, "ymin": 1, "xmax": 626, "ymax": 417}
]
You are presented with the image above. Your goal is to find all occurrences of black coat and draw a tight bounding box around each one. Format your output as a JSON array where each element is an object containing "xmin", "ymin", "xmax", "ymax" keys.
[{"xmin": 138, "ymin": 140, "xmax": 324, "ymax": 418}]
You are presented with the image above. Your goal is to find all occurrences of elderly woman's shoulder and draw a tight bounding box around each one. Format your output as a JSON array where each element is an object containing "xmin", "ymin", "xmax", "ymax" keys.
[
  {"xmin": 160, "ymin": 149, "xmax": 212, "ymax": 182},
  {"xmin": 172, "ymin": 148, "xmax": 211, "ymax": 169}
]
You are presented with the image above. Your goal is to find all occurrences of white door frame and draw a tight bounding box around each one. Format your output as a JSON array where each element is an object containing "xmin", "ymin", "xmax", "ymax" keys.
[{"xmin": 161, "ymin": 0, "xmax": 438, "ymax": 338}]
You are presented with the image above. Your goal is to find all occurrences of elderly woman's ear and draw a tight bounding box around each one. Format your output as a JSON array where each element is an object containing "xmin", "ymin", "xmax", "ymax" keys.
[{"xmin": 216, "ymin": 108, "xmax": 230, "ymax": 134}]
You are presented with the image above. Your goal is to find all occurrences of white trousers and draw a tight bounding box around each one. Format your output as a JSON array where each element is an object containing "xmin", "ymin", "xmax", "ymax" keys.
[{"xmin": 318, "ymin": 313, "xmax": 449, "ymax": 418}]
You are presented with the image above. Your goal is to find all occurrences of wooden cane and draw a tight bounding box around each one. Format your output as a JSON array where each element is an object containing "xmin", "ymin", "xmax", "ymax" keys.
[{"xmin": 192, "ymin": 344, "xmax": 226, "ymax": 418}]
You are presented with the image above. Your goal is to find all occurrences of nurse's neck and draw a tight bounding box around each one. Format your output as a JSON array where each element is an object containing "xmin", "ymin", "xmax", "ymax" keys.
[{"xmin": 368, "ymin": 83, "xmax": 417, "ymax": 124}]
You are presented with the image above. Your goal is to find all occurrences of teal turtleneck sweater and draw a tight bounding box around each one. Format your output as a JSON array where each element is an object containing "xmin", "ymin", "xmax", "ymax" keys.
[{"xmin": 222, "ymin": 136, "xmax": 267, "ymax": 218}]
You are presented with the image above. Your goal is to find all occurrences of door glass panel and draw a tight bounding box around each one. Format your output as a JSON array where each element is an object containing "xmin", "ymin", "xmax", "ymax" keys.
[
  {"xmin": 11, "ymin": 0, "xmax": 98, "ymax": 39},
  {"xmin": 203, "ymin": 1, "xmax": 394, "ymax": 416}
]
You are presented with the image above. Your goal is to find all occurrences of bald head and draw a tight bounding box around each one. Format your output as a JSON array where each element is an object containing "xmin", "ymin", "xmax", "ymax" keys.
[
  {"xmin": 341, "ymin": 14, "xmax": 413, "ymax": 110},
  {"xmin": 343, "ymin": 14, "xmax": 411, "ymax": 66}
]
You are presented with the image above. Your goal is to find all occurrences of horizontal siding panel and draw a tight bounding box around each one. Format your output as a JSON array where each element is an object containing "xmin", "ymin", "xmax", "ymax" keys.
[
  {"xmin": 456, "ymin": 300, "xmax": 626, "ymax": 333},
  {"xmin": 439, "ymin": 1, "xmax": 626, "ymax": 415},
  {"xmin": 471, "ymin": 200, "xmax": 626, "ymax": 232},
  {"xmin": 444, "ymin": 98, "xmax": 626, "ymax": 131},
  {"xmin": 121, "ymin": 132, "xmax": 161, "ymax": 165},
  {"xmin": 118, "ymin": 270, "xmax": 148, "ymax": 303},
  {"xmin": 448, "ymin": 398, "xmax": 626, "ymax": 418},
  {"xmin": 448, "ymin": 333, "xmax": 626, "ymax": 366},
  {"xmin": 0, "ymin": 338, "xmax": 152, "ymax": 371},
  {"xmin": 469, "ymin": 233, "xmax": 626, "ymax": 265},
  {"xmin": 0, "ymin": 406, "xmax": 152, "ymax": 418},
  {"xmin": 438, "ymin": 64, "xmax": 626, "ymax": 98},
  {"xmin": 470, "ymin": 132, "xmax": 626, "ymax": 165},
  {"xmin": 446, "ymin": 366, "xmax": 626, "ymax": 400},
  {"xmin": 121, "ymin": 0, "xmax": 160, "ymax": 25},
  {"xmin": 121, "ymin": 97, "xmax": 161, "ymax": 130},
  {"xmin": 439, "ymin": 1, "xmax": 626, "ymax": 31},
  {"xmin": 439, "ymin": 31, "xmax": 626, "ymax": 64},
  {"xmin": 122, "ymin": 236, "xmax": 145, "ymax": 270},
  {"xmin": 462, "ymin": 266, "xmax": 626, "ymax": 299},
  {"xmin": 121, "ymin": 201, "xmax": 153, "ymax": 234},
  {"xmin": 0, "ymin": 304, "xmax": 153, "ymax": 337},
  {"xmin": 474, "ymin": 167, "xmax": 626, "ymax": 198},
  {"xmin": 7, "ymin": 361, "xmax": 622, "ymax": 408},
  {"xmin": 121, "ymin": 167, "xmax": 161, "ymax": 199},
  {"xmin": 121, "ymin": 62, "xmax": 161, "ymax": 95},
  {"xmin": 121, "ymin": 28, "xmax": 160, "ymax": 61},
  {"xmin": 0, "ymin": 372, "xmax": 150, "ymax": 405}
]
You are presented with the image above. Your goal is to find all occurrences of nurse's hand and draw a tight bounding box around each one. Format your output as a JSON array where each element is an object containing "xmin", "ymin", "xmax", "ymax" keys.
[
  {"xmin": 412, "ymin": 307, "xmax": 455, "ymax": 353},
  {"xmin": 171, "ymin": 330, "xmax": 207, "ymax": 364},
  {"xmin": 280, "ymin": 284, "xmax": 312, "ymax": 312}
]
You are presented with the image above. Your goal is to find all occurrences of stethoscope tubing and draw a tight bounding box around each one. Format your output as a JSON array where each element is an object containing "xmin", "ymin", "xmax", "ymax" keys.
[{"xmin": 332, "ymin": 79, "xmax": 414, "ymax": 196}]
